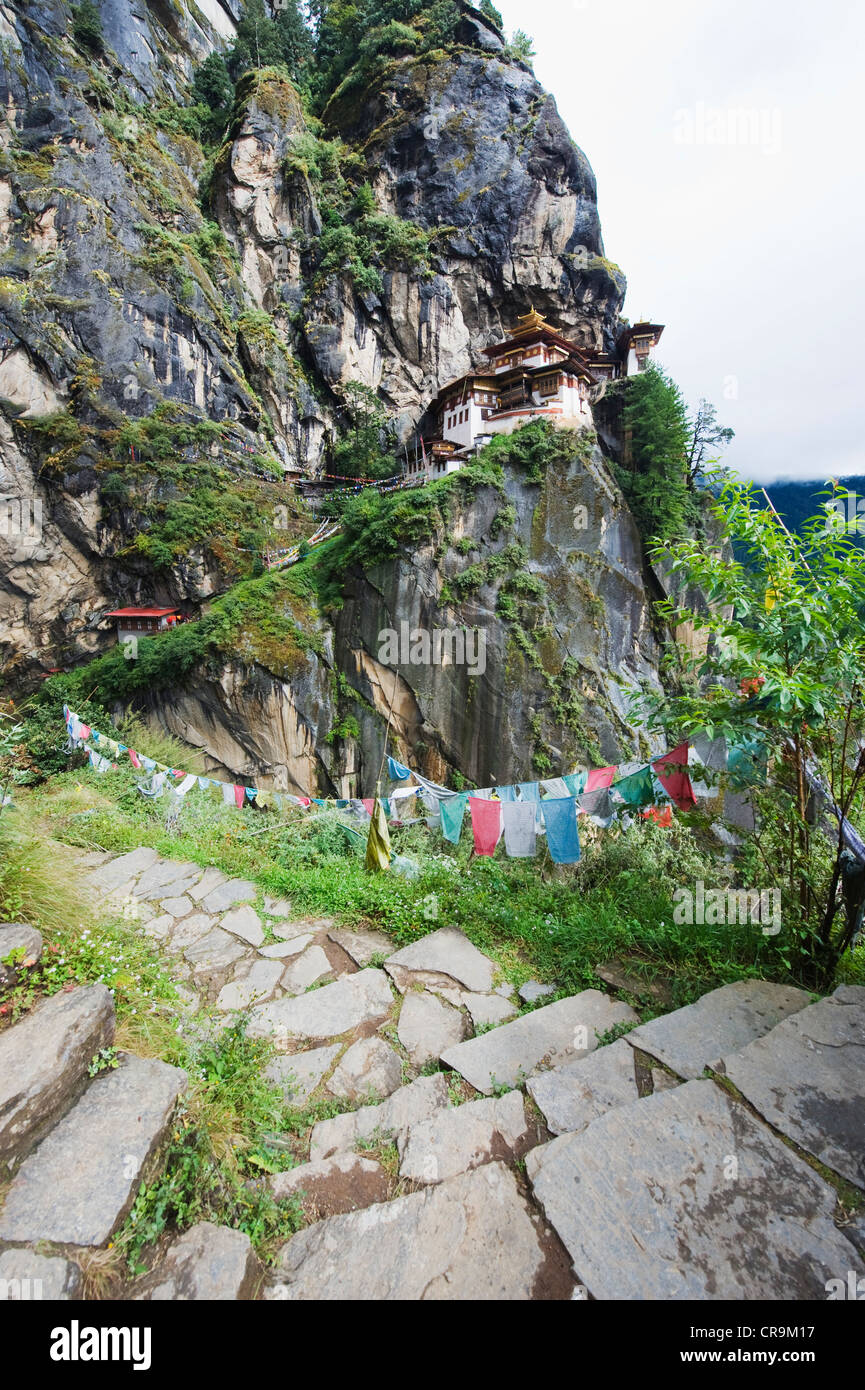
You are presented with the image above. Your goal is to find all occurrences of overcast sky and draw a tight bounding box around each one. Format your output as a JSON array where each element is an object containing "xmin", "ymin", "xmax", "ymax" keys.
[{"xmin": 495, "ymin": 0, "xmax": 863, "ymax": 483}]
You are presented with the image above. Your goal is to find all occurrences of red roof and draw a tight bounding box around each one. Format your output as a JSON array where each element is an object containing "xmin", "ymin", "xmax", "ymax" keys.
[{"xmin": 106, "ymin": 607, "xmax": 179, "ymax": 619}]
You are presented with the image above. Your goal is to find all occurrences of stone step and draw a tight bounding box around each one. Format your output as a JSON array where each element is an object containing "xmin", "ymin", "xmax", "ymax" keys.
[
  {"xmin": 0, "ymin": 1248, "xmax": 82, "ymax": 1300},
  {"xmin": 0, "ymin": 923, "xmax": 43, "ymax": 989},
  {"xmin": 526, "ymin": 1036, "xmax": 641, "ymax": 1136},
  {"xmin": 441, "ymin": 989, "xmax": 638, "ymax": 1094},
  {"xmin": 384, "ymin": 926, "xmax": 497, "ymax": 994},
  {"xmin": 264, "ymin": 1162, "xmax": 575, "ymax": 1300},
  {"xmin": 0, "ymin": 983, "xmax": 115, "ymax": 1168},
  {"xmin": 266, "ymin": 1152, "xmax": 390, "ymax": 1220},
  {"xmin": 0, "ymin": 1053, "xmax": 187, "ymax": 1247},
  {"xmin": 247, "ymin": 967, "xmax": 395, "ymax": 1043},
  {"xmin": 133, "ymin": 1222, "xmax": 261, "ymax": 1301},
  {"xmin": 397, "ymin": 1090, "xmax": 532, "ymax": 1184},
  {"xmin": 310, "ymin": 1073, "xmax": 449, "ymax": 1160},
  {"xmin": 717, "ymin": 984, "xmax": 865, "ymax": 1189},
  {"xmin": 625, "ymin": 979, "xmax": 812, "ymax": 1080},
  {"xmin": 528, "ymin": 1078, "xmax": 863, "ymax": 1300}
]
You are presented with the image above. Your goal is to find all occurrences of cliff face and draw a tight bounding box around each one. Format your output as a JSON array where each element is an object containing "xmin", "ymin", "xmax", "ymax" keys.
[{"xmin": 0, "ymin": 1, "xmax": 662, "ymax": 790}]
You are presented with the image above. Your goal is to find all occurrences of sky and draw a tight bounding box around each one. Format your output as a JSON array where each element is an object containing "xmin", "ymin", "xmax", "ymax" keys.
[{"xmin": 494, "ymin": 0, "xmax": 864, "ymax": 483}]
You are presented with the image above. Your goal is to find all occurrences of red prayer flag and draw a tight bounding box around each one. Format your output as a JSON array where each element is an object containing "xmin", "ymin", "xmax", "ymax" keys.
[
  {"xmin": 234, "ymin": 785, "xmax": 246, "ymax": 808},
  {"xmin": 652, "ymin": 743, "xmax": 697, "ymax": 811},
  {"xmin": 586, "ymin": 766, "xmax": 616, "ymax": 791},
  {"xmin": 469, "ymin": 797, "xmax": 503, "ymax": 856}
]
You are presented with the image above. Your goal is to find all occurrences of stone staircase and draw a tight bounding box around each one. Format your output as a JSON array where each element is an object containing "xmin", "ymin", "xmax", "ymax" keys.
[{"xmin": 1, "ymin": 848, "xmax": 864, "ymax": 1301}]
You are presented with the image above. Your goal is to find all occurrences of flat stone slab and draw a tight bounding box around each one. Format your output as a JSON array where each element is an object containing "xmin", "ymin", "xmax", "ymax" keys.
[
  {"xmin": 0, "ymin": 1248, "xmax": 82, "ymax": 1300},
  {"xmin": 136, "ymin": 860, "xmax": 201, "ymax": 901},
  {"xmin": 385, "ymin": 928, "xmax": 496, "ymax": 993},
  {"xmin": 267, "ymin": 1152, "xmax": 390, "ymax": 1219},
  {"xmin": 463, "ymin": 992, "xmax": 519, "ymax": 1027},
  {"xmin": 626, "ymin": 979, "xmax": 812, "ymax": 1080},
  {"xmin": 0, "ymin": 923, "xmax": 43, "ymax": 988},
  {"xmin": 188, "ymin": 868, "xmax": 229, "ymax": 902},
  {"xmin": 398, "ymin": 1090, "xmax": 530, "ymax": 1184},
  {"xmin": 280, "ymin": 945, "xmax": 332, "ymax": 995},
  {"xmin": 247, "ymin": 968, "xmax": 394, "ymax": 1043},
  {"xmin": 264, "ymin": 1045, "xmax": 341, "ymax": 1106},
  {"xmin": 719, "ymin": 985, "xmax": 865, "ymax": 1189},
  {"xmin": 263, "ymin": 897, "xmax": 292, "ymax": 918},
  {"xmin": 216, "ymin": 959, "xmax": 284, "ymax": 1012},
  {"xmin": 220, "ymin": 905, "xmax": 264, "ymax": 948},
  {"xmin": 167, "ymin": 913, "xmax": 216, "ymax": 954},
  {"xmin": 272, "ymin": 916, "xmax": 332, "ymax": 940},
  {"xmin": 143, "ymin": 913, "xmax": 174, "ymax": 944},
  {"xmin": 328, "ymin": 927, "xmax": 392, "ymax": 966},
  {"xmin": 160, "ymin": 894, "xmax": 194, "ymax": 918},
  {"xmin": 259, "ymin": 937, "xmax": 312, "ymax": 959},
  {"xmin": 93, "ymin": 847, "xmax": 158, "ymax": 894},
  {"xmin": 441, "ymin": 990, "xmax": 639, "ymax": 1095},
  {"xmin": 200, "ymin": 878, "xmax": 257, "ymax": 914},
  {"xmin": 265, "ymin": 1162, "xmax": 565, "ymax": 1300},
  {"xmin": 310, "ymin": 1074, "xmax": 450, "ymax": 1160},
  {"xmin": 0, "ymin": 1053, "xmax": 187, "ymax": 1246},
  {"xmin": 530, "ymin": 1079, "xmax": 863, "ymax": 1299},
  {"xmin": 527, "ymin": 1038, "xmax": 639, "ymax": 1136},
  {"xmin": 184, "ymin": 928, "xmax": 248, "ymax": 977},
  {"xmin": 134, "ymin": 1222, "xmax": 261, "ymax": 1301},
  {"xmin": 519, "ymin": 981, "xmax": 555, "ymax": 1004},
  {"xmin": 397, "ymin": 990, "xmax": 466, "ymax": 1066},
  {"xmin": 0, "ymin": 983, "xmax": 115, "ymax": 1166},
  {"xmin": 327, "ymin": 1037, "xmax": 402, "ymax": 1101}
]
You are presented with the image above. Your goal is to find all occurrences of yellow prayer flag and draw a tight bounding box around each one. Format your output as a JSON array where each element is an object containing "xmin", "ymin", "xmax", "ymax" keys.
[{"xmin": 365, "ymin": 796, "xmax": 391, "ymax": 872}]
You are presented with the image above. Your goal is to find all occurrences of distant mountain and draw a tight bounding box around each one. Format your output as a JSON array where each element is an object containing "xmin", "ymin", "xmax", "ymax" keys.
[{"xmin": 761, "ymin": 476, "xmax": 865, "ymax": 536}]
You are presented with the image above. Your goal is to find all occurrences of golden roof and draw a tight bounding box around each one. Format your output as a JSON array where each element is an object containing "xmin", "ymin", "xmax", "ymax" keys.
[{"xmin": 512, "ymin": 307, "xmax": 551, "ymax": 337}]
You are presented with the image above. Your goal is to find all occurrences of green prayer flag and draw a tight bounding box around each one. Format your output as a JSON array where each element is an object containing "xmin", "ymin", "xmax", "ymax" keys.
[
  {"xmin": 440, "ymin": 793, "xmax": 469, "ymax": 844},
  {"xmin": 611, "ymin": 765, "xmax": 655, "ymax": 808}
]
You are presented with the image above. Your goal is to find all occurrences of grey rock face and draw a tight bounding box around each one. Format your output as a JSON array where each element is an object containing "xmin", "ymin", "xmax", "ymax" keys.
[
  {"xmin": 310, "ymin": 1073, "xmax": 450, "ymax": 1161},
  {"xmin": 719, "ymin": 985, "xmax": 865, "ymax": 1189},
  {"xmin": 441, "ymin": 990, "xmax": 638, "ymax": 1094},
  {"xmin": 0, "ymin": 1054, "xmax": 187, "ymax": 1246},
  {"xmin": 133, "ymin": 1222, "xmax": 261, "ymax": 1301},
  {"xmin": 0, "ymin": 983, "xmax": 115, "ymax": 1166},
  {"xmin": 0, "ymin": 1248, "xmax": 82, "ymax": 1300},
  {"xmin": 626, "ymin": 980, "xmax": 813, "ymax": 1079},
  {"xmin": 526, "ymin": 1037, "xmax": 640, "ymax": 1136},
  {"xmin": 529, "ymin": 1080, "xmax": 862, "ymax": 1300},
  {"xmin": 265, "ymin": 1162, "xmax": 562, "ymax": 1301}
]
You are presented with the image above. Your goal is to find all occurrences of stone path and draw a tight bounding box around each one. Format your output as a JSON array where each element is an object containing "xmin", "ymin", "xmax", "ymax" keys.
[{"xmin": 1, "ymin": 853, "xmax": 863, "ymax": 1302}]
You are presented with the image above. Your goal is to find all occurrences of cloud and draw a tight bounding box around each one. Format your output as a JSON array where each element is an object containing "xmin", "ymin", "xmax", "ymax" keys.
[{"xmin": 495, "ymin": 0, "xmax": 864, "ymax": 481}]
